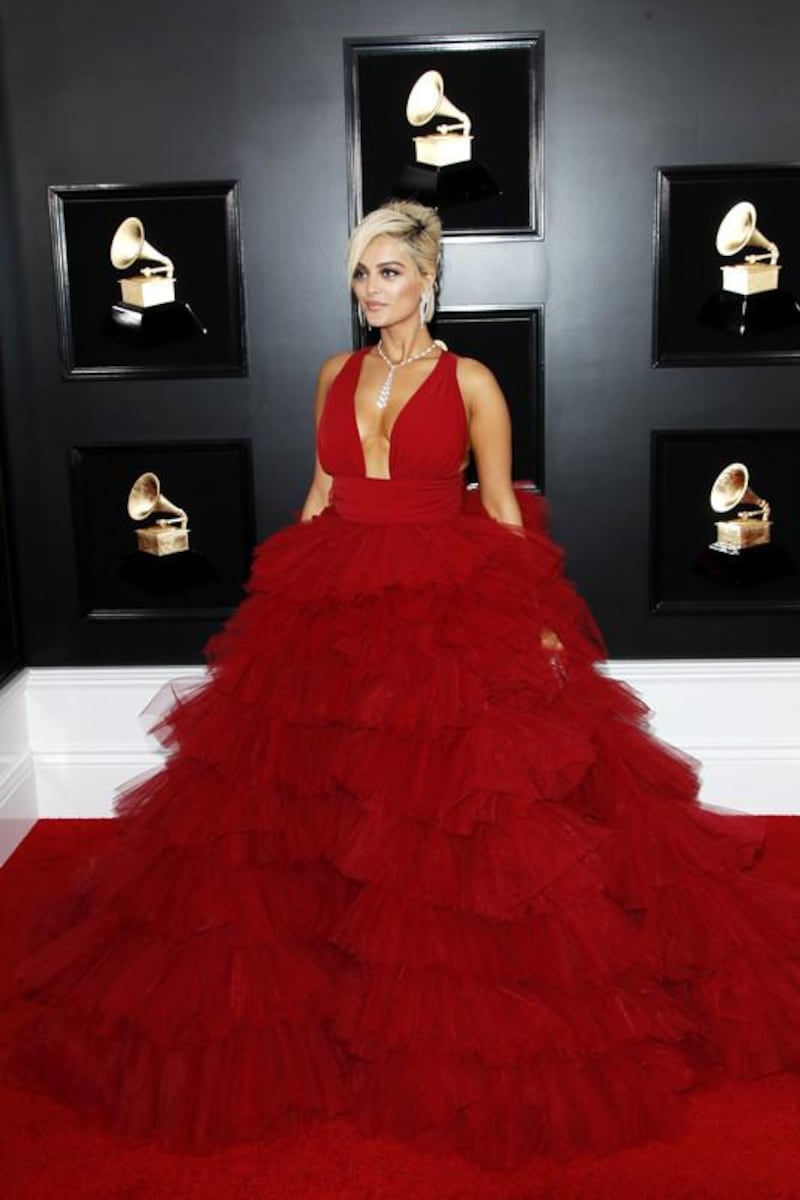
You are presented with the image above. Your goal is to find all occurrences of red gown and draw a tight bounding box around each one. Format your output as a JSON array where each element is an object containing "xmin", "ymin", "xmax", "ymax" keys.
[{"xmin": 9, "ymin": 347, "xmax": 800, "ymax": 1169}]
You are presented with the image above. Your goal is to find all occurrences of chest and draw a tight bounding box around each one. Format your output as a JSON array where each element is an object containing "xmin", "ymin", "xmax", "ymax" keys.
[
  {"xmin": 353, "ymin": 353, "xmax": 443, "ymax": 445},
  {"xmin": 317, "ymin": 349, "xmax": 468, "ymax": 480}
]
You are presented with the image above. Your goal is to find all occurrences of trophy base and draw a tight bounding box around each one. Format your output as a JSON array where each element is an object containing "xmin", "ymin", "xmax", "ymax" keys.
[
  {"xmin": 392, "ymin": 160, "xmax": 500, "ymax": 209},
  {"xmin": 119, "ymin": 275, "xmax": 176, "ymax": 308},
  {"xmin": 694, "ymin": 542, "xmax": 793, "ymax": 588},
  {"xmin": 719, "ymin": 262, "xmax": 781, "ymax": 295},
  {"xmin": 107, "ymin": 301, "xmax": 207, "ymax": 346},
  {"xmin": 713, "ymin": 518, "xmax": 772, "ymax": 552},
  {"xmin": 135, "ymin": 525, "xmax": 190, "ymax": 557},
  {"xmin": 413, "ymin": 133, "xmax": 474, "ymax": 168},
  {"xmin": 697, "ymin": 288, "xmax": 800, "ymax": 336}
]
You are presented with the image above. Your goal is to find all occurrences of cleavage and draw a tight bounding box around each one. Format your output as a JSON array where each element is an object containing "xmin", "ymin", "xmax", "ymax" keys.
[{"xmin": 354, "ymin": 353, "xmax": 441, "ymax": 477}]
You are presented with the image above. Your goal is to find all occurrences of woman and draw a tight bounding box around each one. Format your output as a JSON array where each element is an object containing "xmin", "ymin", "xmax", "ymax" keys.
[{"xmin": 9, "ymin": 199, "xmax": 800, "ymax": 1171}]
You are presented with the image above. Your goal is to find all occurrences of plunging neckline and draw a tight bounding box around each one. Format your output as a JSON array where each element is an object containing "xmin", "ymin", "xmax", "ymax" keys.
[{"xmin": 352, "ymin": 347, "xmax": 446, "ymax": 480}]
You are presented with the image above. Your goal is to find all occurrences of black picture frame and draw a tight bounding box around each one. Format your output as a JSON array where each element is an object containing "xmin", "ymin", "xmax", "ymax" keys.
[
  {"xmin": 71, "ymin": 440, "xmax": 255, "ymax": 621},
  {"xmin": 650, "ymin": 430, "xmax": 800, "ymax": 614},
  {"xmin": 344, "ymin": 33, "xmax": 544, "ymax": 239},
  {"xmin": 653, "ymin": 164, "xmax": 800, "ymax": 366},
  {"xmin": 49, "ymin": 181, "xmax": 247, "ymax": 379},
  {"xmin": 354, "ymin": 305, "xmax": 544, "ymax": 487}
]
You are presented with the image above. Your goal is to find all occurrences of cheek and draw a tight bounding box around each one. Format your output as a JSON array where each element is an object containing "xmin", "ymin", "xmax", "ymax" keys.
[{"xmin": 397, "ymin": 277, "xmax": 422, "ymax": 304}]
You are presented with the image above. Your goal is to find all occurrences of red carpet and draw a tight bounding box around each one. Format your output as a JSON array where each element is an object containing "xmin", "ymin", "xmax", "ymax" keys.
[{"xmin": 2, "ymin": 817, "xmax": 800, "ymax": 1200}]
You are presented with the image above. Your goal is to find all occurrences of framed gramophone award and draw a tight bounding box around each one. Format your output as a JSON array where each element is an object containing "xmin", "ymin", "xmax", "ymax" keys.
[
  {"xmin": 653, "ymin": 164, "xmax": 800, "ymax": 366},
  {"xmin": 70, "ymin": 441, "xmax": 255, "ymax": 621},
  {"xmin": 650, "ymin": 430, "xmax": 800, "ymax": 615},
  {"xmin": 344, "ymin": 33, "xmax": 544, "ymax": 238},
  {"xmin": 49, "ymin": 181, "xmax": 247, "ymax": 379}
]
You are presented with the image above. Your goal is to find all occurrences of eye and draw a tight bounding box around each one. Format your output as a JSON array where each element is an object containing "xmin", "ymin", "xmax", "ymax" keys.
[
  {"xmin": 352, "ymin": 267, "xmax": 367, "ymax": 282},
  {"xmin": 381, "ymin": 268, "xmax": 399, "ymax": 278}
]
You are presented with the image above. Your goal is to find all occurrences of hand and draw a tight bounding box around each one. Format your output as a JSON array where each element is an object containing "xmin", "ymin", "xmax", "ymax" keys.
[
  {"xmin": 540, "ymin": 627, "xmax": 564, "ymax": 653},
  {"xmin": 541, "ymin": 627, "xmax": 568, "ymax": 686}
]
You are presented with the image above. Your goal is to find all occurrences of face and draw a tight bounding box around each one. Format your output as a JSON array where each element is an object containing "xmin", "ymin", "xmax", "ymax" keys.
[{"xmin": 351, "ymin": 235, "xmax": 429, "ymax": 329}]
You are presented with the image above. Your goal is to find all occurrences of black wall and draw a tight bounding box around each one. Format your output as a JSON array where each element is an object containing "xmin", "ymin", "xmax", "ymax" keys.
[
  {"xmin": 0, "ymin": 461, "xmax": 19, "ymax": 684},
  {"xmin": 1, "ymin": 0, "xmax": 800, "ymax": 664},
  {"xmin": 0, "ymin": 20, "xmax": 22, "ymax": 681}
]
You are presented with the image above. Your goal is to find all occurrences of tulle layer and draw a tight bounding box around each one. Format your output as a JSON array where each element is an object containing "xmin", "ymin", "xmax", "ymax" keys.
[{"xmin": 9, "ymin": 490, "xmax": 800, "ymax": 1168}]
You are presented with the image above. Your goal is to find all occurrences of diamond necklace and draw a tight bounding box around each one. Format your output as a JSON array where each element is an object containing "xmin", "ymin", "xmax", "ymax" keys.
[{"xmin": 374, "ymin": 339, "xmax": 438, "ymax": 410}]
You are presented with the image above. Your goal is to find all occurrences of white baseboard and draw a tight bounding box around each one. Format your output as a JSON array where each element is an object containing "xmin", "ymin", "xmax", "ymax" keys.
[
  {"xmin": 0, "ymin": 672, "xmax": 37, "ymax": 862},
  {"xmin": 0, "ymin": 663, "xmax": 797, "ymax": 849}
]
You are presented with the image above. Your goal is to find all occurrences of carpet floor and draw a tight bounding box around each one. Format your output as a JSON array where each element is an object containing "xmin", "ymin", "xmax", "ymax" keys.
[{"xmin": 2, "ymin": 818, "xmax": 800, "ymax": 1200}]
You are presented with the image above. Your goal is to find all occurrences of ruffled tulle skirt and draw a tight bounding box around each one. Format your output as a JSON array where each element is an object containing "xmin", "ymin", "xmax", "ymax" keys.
[{"xmin": 8, "ymin": 490, "xmax": 800, "ymax": 1169}]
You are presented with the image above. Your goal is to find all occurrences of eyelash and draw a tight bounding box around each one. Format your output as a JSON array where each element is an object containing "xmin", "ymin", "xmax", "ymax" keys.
[{"xmin": 353, "ymin": 267, "xmax": 400, "ymax": 281}]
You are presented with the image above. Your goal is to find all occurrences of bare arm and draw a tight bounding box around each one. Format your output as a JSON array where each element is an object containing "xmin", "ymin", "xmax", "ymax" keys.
[
  {"xmin": 458, "ymin": 356, "xmax": 564, "ymax": 654},
  {"xmin": 299, "ymin": 353, "xmax": 349, "ymax": 522},
  {"xmin": 457, "ymin": 356, "xmax": 523, "ymax": 526}
]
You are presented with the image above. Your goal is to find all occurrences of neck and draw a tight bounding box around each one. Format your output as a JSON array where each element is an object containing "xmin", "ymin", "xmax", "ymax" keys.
[{"xmin": 378, "ymin": 321, "xmax": 433, "ymax": 364}]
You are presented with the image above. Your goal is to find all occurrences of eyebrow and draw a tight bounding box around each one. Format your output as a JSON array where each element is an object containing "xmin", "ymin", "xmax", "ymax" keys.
[{"xmin": 356, "ymin": 260, "xmax": 406, "ymax": 270}]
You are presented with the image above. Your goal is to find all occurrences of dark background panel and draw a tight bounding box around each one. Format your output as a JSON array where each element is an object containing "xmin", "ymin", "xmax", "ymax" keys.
[
  {"xmin": 1, "ymin": 0, "xmax": 800, "ymax": 664},
  {"xmin": 71, "ymin": 441, "xmax": 254, "ymax": 619},
  {"xmin": 56, "ymin": 185, "xmax": 244, "ymax": 375},
  {"xmin": 0, "ymin": 460, "xmax": 20, "ymax": 684},
  {"xmin": 352, "ymin": 39, "xmax": 536, "ymax": 232},
  {"xmin": 0, "ymin": 22, "xmax": 22, "ymax": 682},
  {"xmin": 656, "ymin": 167, "xmax": 800, "ymax": 362},
  {"xmin": 431, "ymin": 308, "xmax": 543, "ymax": 485},
  {"xmin": 652, "ymin": 431, "xmax": 800, "ymax": 620}
]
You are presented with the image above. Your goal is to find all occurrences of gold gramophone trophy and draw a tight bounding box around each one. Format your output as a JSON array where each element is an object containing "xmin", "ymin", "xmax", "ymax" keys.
[
  {"xmin": 108, "ymin": 217, "xmax": 207, "ymax": 342},
  {"xmin": 708, "ymin": 462, "xmax": 771, "ymax": 555},
  {"xmin": 127, "ymin": 472, "xmax": 190, "ymax": 556},
  {"xmin": 111, "ymin": 217, "xmax": 176, "ymax": 306},
  {"xmin": 716, "ymin": 202, "xmax": 780, "ymax": 296},
  {"xmin": 392, "ymin": 70, "xmax": 498, "ymax": 208},
  {"xmin": 407, "ymin": 70, "xmax": 473, "ymax": 167},
  {"xmin": 698, "ymin": 200, "xmax": 800, "ymax": 335}
]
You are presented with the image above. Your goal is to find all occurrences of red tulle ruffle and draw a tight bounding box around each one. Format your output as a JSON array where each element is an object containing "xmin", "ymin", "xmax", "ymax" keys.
[{"xmin": 9, "ymin": 489, "xmax": 800, "ymax": 1169}]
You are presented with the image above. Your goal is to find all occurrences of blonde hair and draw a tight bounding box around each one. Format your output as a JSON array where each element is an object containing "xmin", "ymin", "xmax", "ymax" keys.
[{"xmin": 347, "ymin": 199, "xmax": 442, "ymax": 324}]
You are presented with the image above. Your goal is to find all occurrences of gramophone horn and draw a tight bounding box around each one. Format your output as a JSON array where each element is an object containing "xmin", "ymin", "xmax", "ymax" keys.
[
  {"xmin": 709, "ymin": 461, "xmax": 767, "ymax": 515},
  {"xmin": 110, "ymin": 217, "xmax": 175, "ymax": 276},
  {"xmin": 127, "ymin": 472, "xmax": 187, "ymax": 526},
  {"xmin": 715, "ymin": 201, "xmax": 778, "ymax": 261},
  {"xmin": 406, "ymin": 70, "xmax": 471, "ymax": 136}
]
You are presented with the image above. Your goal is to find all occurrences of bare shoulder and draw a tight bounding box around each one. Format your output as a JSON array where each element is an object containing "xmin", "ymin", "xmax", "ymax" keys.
[
  {"xmin": 318, "ymin": 350, "xmax": 353, "ymax": 385},
  {"xmin": 454, "ymin": 355, "xmax": 505, "ymax": 412},
  {"xmin": 312, "ymin": 350, "xmax": 353, "ymax": 422}
]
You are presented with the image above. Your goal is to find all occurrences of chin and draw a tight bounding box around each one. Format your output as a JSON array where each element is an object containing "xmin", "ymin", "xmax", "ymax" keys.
[{"xmin": 369, "ymin": 310, "xmax": 417, "ymax": 330}]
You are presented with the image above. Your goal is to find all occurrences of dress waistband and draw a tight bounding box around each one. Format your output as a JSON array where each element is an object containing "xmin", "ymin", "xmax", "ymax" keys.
[{"xmin": 331, "ymin": 476, "xmax": 464, "ymax": 524}]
